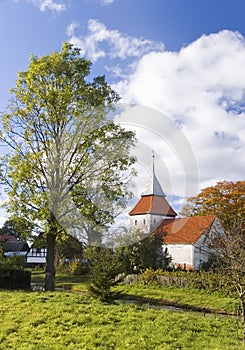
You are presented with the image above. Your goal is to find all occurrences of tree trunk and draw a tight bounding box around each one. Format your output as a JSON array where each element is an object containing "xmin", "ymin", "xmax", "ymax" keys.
[
  {"xmin": 240, "ymin": 295, "xmax": 245, "ymax": 343},
  {"xmin": 45, "ymin": 213, "xmax": 57, "ymax": 291}
]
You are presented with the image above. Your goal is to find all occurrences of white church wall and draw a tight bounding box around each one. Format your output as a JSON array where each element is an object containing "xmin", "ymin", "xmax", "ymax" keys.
[
  {"xmin": 130, "ymin": 213, "xmax": 171, "ymax": 234},
  {"xmin": 150, "ymin": 214, "xmax": 172, "ymax": 230},
  {"xmin": 165, "ymin": 243, "xmax": 194, "ymax": 269},
  {"xmin": 193, "ymin": 233, "xmax": 210, "ymax": 269},
  {"xmin": 130, "ymin": 214, "xmax": 151, "ymax": 233},
  {"xmin": 193, "ymin": 219, "xmax": 223, "ymax": 269}
]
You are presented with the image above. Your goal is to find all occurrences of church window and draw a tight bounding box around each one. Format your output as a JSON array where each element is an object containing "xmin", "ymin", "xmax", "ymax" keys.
[
  {"xmin": 143, "ymin": 219, "xmax": 146, "ymax": 225},
  {"xmin": 135, "ymin": 220, "xmax": 137, "ymax": 226}
]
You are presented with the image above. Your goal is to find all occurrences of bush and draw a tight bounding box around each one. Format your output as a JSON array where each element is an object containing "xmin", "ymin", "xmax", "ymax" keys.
[
  {"xmin": 70, "ymin": 261, "xmax": 90, "ymax": 276},
  {"xmin": 136, "ymin": 270, "xmax": 235, "ymax": 295},
  {"xmin": 0, "ymin": 254, "xmax": 26, "ymax": 270},
  {"xmin": 139, "ymin": 268, "xmax": 164, "ymax": 285}
]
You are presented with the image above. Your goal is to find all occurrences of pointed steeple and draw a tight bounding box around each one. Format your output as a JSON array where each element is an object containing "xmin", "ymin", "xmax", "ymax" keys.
[
  {"xmin": 141, "ymin": 150, "xmax": 166, "ymax": 197},
  {"xmin": 129, "ymin": 151, "xmax": 177, "ymax": 218}
]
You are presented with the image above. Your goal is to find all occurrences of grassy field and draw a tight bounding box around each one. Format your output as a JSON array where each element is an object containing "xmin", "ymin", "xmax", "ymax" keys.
[
  {"xmin": 119, "ymin": 284, "xmax": 238, "ymax": 314},
  {"xmin": 0, "ymin": 273, "xmax": 244, "ymax": 349},
  {"xmin": 33, "ymin": 272, "xmax": 238, "ymax": 315},
  {"xmin": 0, "ymin": 289, "xmax": 244, "ymax": 350}
]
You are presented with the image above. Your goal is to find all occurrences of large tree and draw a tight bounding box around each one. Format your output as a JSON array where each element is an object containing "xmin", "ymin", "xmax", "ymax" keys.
[
  {"xmin": 223, "ymin": 221, "xmax": 245, "ymax": 343},
  {"xmin": 208, "ymin": 220, "xmax": 245, "ymax": 343},
  {"xmin": 0, "ymin": 43, "xmax": 135, "ymax": 291},
  {"xmin": 181, "ymin": 180, "xmax": 245, "ymax": 229},
  {"xmin": 182, "ymin": 181, "xmax": 245, "ymax": 342},
  {"xmin": 0, "ymin": 217, "xmax": 33, "ymax": 239}
]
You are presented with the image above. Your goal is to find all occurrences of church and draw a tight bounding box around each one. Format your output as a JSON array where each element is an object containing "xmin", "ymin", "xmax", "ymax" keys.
[{"xmin": 129, "ymin": 156, "xmax": 221, "ymax": 270}]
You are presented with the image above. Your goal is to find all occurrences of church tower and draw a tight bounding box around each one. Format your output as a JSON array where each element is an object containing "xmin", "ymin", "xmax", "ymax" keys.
[{"xmin": 129, "ymin": 152, "xmax": 177, "ymax": 233}]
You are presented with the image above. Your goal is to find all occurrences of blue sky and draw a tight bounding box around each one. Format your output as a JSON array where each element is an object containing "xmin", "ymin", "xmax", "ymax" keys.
[
  {"xmin": 2, "ymin": 0, "xmax": 245, "ymax": 97},
  {"xmin": 0, "ymin": 0, "xmax": 245, "ymax": 224}
]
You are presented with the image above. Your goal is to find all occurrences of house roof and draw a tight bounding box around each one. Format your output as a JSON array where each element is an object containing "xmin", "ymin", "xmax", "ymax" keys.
[
  {"xmin": 155, "ymin": 215, "xmax": 216, "ymax": 244},
  {"xmin": 0, "ymin": 234, "xmax": 18, "ymax": 242},
  {"xmin": 129, "ymin": 195, "xmax": 177, "ymax": 217},
  {"xmin": 4, "ymin": 241, "xmax": 29, "ymax": 253}
]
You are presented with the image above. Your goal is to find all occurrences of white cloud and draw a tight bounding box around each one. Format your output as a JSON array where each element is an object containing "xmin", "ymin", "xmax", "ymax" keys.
[
  {"xmin": 18, "ymin": 0, "xmax": 66, "ymax": 12},
  {"xmin": 66, "ymin": 19, "xmax": 164, "ymax": 62},
  {"xmin": 38, "ymin": 0, "xmax": 66, "ymax": 12},
  {"xmin": 97, "ymin": 0, "xmax": 115, "ymax": 5},
  {"xmin": 114, "ymin": 30, "xmax": 245, "ymax": 198},
  {"xmin": 66, "ymin": 22, "xmax": 79, "ymax": 37}
]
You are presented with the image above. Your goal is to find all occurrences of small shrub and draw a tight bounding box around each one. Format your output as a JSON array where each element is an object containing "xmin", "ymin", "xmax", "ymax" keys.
[
  {"xmin": 139, "ymin": 268, "xmax": 164, "ymax": 285},
  {"xmin": 70, "ymin": 261, "xmax": 90, "ymax": 276},
  {"xmin": 55, "ymin": 263, "xmax": 70, "ymax": 274},
  {"xmin": 0, "ymin": 255, "xmax": 26, "ymax": 270},
  {"xmin": 136, "ymin": 269, "xmax": 235, "ymax": 295}
]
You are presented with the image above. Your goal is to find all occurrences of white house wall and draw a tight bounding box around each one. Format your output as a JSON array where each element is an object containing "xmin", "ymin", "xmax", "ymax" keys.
[{"xmin": 27, "ymin": 256, "xmax": 46, "ymax": 264}]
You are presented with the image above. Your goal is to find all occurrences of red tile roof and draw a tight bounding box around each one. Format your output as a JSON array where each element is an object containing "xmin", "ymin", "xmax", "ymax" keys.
[
  {"xmin": 129, "ymin": 195, "xmax": 177, "ymax": 217},
  {"xmin": 155, "ymin": 215, "xmax": 216, "ymax": 244},
  {"xmin": 0, "ymin": 234, "xmax": 18, "ymax": 242}
]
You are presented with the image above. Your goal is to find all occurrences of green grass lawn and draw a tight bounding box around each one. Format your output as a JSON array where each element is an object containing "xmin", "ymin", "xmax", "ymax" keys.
[
  {"xmin": 31, "ymin": 271, "xmax": 238, "ymax": 314},
  {"xmin": 0, "ymin": 289, "xmax": 244, "ymax": 350},
  {"xmin": 25, "ymin": 271, "xmax": 245, "ymax": 349},
  {"xmin": 119, "ymin": 284, "xmax": 238, "ymax": 314}
]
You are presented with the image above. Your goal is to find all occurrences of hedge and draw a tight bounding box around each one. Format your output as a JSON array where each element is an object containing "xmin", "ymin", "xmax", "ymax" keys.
[{"xmin": 0, "ymin": 269, "xmax": 31, "ymax": 290}]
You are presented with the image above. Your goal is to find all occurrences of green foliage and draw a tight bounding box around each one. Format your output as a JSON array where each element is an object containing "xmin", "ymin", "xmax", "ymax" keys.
[
  {"xmin": 138, "ymin": 233, "xmax": 169, "ymax": 270},
  {"xmin": 138, "ymin": 270, "xmax": 236, "ymax": 295},
  {"xmin": 86, "ymin": 247, "xmax": 124, "ymax": 302},
  {"xmin": 0, "ymin": 219, "xmax": 19, "ymax": 239},
  {"xmin": 0, "ymin": 242, "xmax": 26, "ymax": 270},
  {"xmin": 0, "ymin": 255, "xmax": 26, "ymax": 270},
  {"xmin": 32, "ymin": 271, "xmax": 239, "ymax": 314},
  {"xmin": 0, "ymin": 42, "xmax": 136, "ymax": 290},
  {"xmin": 0, "ymin": 217, "xmax": 34, "ymax": 241},
  {"xmin": 55, "ymin": 234, "xmax": 84, "ymax": 264},
  {"xmin": 139, "ymin": 268, "xmax": 165, "ymax": 285},
  {"xmin": 116, "ymin": 232, "xmax": 168, "ymax": 274},
  {"xmin": 69, "ymin": 261, "xmax": 90, "ymax": 276},
  {"xmin": 0, "ymin": 42, "xmax": 135, "ymax": 231}
]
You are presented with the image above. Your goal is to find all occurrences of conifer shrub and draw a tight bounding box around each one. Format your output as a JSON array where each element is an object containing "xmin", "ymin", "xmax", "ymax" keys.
[{"xmin": 86, "ymin": 247, "xmax": 124, "ymax": 302}]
